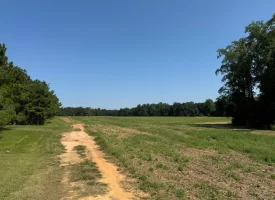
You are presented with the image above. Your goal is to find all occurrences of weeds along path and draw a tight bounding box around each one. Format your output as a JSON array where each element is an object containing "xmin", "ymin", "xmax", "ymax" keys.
[{"xmin": 60, "ymin": 118, "xmax": 134, "ymax": 200}]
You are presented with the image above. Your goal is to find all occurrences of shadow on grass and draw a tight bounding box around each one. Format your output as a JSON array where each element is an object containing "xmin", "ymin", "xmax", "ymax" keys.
[{"xmin": 189, "ymin": 123, "xmax": 253, "ymax": 132}]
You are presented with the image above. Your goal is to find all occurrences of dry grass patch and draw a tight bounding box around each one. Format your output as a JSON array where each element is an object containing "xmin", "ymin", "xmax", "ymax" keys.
[
  {"xmin": 61, "ymin": 117, "xmax": 74, "ymax": 123},
  {"xmin": 250, "ymin": 130, "xmax": 275, "ymax": 136},
  {"xmin": 88, "ymin": 124, "xmax": 152, "ymax": 139},
  {"xmin": 182, "ymin": 148, "xmax": 275, "ymax": 199}
]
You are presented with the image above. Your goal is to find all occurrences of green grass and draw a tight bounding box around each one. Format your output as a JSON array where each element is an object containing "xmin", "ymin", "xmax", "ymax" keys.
[
  {"xmin": 73, "ymin": 145, "xmax": 87, "ymax": 158},
  {"xmin": 0, "ymin": 118, "xmax": 70, "ymax": 200},
  {"xmin": 71, "ymin": 116, "xmax": 275, "ymax": 200},
  {"xmin": 194, "ymin": 182, "xmax": 228, "ymax": 200},
  {"xmin": 175, "ymin": 189, "xmax": 185, "ymax": 198}
]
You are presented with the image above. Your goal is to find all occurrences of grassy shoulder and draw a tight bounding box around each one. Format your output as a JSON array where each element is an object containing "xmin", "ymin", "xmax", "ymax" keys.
[
  {"xmin": 73, "ymin": 116, "xmax": 275, "ymax": 200},
  {"xmin": 0, "ymin": 118, "xmax": 70, "ymax": 200}
]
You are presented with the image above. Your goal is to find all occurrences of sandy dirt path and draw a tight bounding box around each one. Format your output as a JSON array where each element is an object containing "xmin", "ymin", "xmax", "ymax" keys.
[{"xmin": 60, "ymin": 118, "xmax": 135, "ymax": 200}]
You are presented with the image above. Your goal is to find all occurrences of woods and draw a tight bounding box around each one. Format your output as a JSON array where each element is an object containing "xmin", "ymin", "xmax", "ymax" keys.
[
  {"xmin": 0, "ymin": 44, "xmax": 60, "ymax": 126},
  {"xmin": 216, "ymin": 14, "xmax": 275, "ymax": 129},
  {"xmin": 57, "ymin": 99, "xmax": 220, "ymax": 117}
]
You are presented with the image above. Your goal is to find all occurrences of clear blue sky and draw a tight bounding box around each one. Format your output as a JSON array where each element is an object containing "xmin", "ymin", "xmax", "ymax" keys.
[{"xmin": 1, "ymin": 0, "xmax": 274, "ymax": 109}]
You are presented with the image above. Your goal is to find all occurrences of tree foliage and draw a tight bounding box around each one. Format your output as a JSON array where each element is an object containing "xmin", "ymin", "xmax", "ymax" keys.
[
  {"xmin": 57, "ymin": 99, "xmax": 221, "ymax": 117},
  {"xmin": 216, "ymin": 14, "xmax": 275, "ymax": 128},
  {"xmin": 0, "ymin": 43, "xmax": 60, "ymax": 126}
]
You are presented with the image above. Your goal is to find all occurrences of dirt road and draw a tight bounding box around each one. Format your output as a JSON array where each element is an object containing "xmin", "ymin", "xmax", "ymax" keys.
[{"xmin": 60, "ymin": 118, "xmax": 135, "ymax": 200}]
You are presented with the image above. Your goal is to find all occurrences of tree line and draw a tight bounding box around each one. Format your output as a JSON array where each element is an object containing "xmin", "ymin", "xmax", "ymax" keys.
[
  {"xmin": 216, "ymin": 14, "xmax": 275, "ymax": 129},
  {"xmin": 57, "ymin": 99, "xmax": 226, "ymax": 117},
  {"xmin": 0, "ymin": 44, "xmax": 60, "ymax": 127}
]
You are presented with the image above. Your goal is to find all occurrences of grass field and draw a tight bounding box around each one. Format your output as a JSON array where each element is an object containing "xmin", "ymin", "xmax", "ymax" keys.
[
  {"xmin": 0, "ymin": 118, "xmax": 70, "ymax": 200},
  {"xmin": 1, "ymin": 116, "xmax": 275, "ymax": 200},
  {"xmin": 72, "ymin": 116, "xmax": 275, "ymax": 200}
]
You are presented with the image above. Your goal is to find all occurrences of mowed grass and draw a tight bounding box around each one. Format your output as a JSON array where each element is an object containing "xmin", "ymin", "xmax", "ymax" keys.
[
  {"xmin": 0, "ymin": 118, "xmax": 70, "ymax": 200},
  {"xmin": 71, "ymin": 116, "xmax": 275, "ymax": 200}
]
